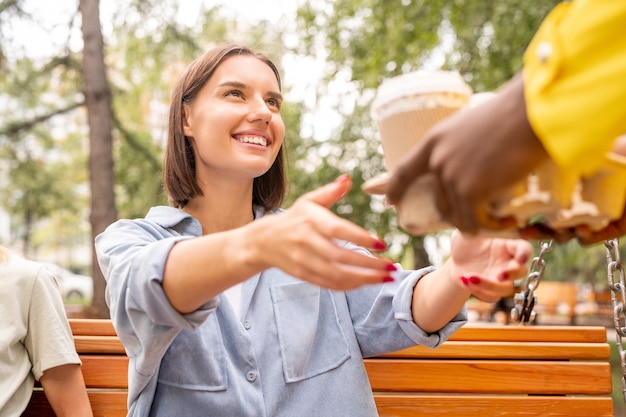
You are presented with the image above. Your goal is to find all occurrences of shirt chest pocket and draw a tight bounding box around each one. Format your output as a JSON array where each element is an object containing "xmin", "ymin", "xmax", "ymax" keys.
[
  {"xmin": 157, "ymin": 316, "xmax": 227, "ymax": 391},
  {"xmin": 270, "ymin": 283, "xmax": 351, "ymax": 383}
]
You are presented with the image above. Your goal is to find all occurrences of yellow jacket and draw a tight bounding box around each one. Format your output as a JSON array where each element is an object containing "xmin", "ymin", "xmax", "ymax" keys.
[{"xmin": 523, "ymin": 0, "xmax": 626, "ymax": 176}]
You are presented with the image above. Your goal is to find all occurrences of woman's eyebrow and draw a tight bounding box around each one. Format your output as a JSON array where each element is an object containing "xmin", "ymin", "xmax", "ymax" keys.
[
  {"xmin": 217, "ymin": 80, "xmax": 247, "ymax": 89},
  {"xmin": 267, "ymin": 91, "xmax": 283, "ymax": 102}
]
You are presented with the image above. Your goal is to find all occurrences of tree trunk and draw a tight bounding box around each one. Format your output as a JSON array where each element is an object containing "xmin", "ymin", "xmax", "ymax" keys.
[
  {"xmin": 411, "ymin": 236, "xmax": 431, "ymax": 270},
  {"xmin": 80, "ymin": 0, "xmax": 117, "ymax": 318},
  {"xmin": 22, "ymin": 208, "xmax": 33, "ymax": 259}
]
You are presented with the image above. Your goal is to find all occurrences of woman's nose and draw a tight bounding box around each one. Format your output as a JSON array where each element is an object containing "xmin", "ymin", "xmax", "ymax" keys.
[{"xmin": 247, "ymin": 98, "xmax": 272, "ymax": 125}]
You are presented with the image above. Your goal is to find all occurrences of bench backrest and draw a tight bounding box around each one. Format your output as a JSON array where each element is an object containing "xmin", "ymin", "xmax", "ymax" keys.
[
  {"xmin": 369, "ymin": 325, "xmax": 613, "ymax": 417},
  {"xmin": 23, "ymin": 319, "xmax": 614, "ymax": 417},
  {"xmin": 22, "ymin": 319, "xmax": 128, "ymax": 417}
]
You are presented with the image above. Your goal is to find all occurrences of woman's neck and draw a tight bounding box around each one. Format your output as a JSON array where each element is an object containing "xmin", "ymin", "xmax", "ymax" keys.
[{"xmin": 183, "ymin": 184, "xmax": 255, "ymax": 235}]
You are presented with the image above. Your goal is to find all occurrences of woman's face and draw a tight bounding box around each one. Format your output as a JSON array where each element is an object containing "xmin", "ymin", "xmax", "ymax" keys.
[{"xmin": 183, "ymin": 54, "xmax": 285, "ymax": 185}]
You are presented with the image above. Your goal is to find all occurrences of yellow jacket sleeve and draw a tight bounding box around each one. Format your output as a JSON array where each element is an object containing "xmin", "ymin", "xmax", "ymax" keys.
[{"xmin": 523, "ymin": 0, "xmax": 626, "ymax": 176}]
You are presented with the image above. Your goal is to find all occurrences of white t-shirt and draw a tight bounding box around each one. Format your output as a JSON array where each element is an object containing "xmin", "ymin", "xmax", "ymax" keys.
[
  {"xmin": 224, "ymin": 283, "xmax": 243, "ymax": 320},
  {"xmin": 0, "ymin": 252, "xmax": 81, "ymax": 417}
]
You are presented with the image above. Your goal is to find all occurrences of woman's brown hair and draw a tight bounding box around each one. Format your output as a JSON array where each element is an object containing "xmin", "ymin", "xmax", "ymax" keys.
[{"xmin": 163, "ymin": 44, "xmax": 286, "ymax": 210}]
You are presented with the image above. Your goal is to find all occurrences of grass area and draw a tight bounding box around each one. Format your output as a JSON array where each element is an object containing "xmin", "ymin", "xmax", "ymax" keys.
[
  {"xmin": 63, "ymin": 297, "xmax": 91, "ymax": 306},
  {"xmin": 609, "ymin": 340, "xmax": 626, "ymax": 416}
]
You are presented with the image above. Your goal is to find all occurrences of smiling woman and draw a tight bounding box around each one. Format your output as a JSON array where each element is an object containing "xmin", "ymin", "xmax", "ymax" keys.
[
  {"xmin": 165, "ymin": 48, "xmax": 286, "ymax": 211},
  {"xmin": 94, "ymin": 43, "xmax": 532, "ymax": 417}
]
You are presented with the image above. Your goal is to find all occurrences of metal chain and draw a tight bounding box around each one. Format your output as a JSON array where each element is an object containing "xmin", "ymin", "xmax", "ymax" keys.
[
  {"xmin": 604, "ymin": 238, "xmax": 626, "ymax": 402},
  {"xmin": 511, "ymin": 240, "xmax": 554, "ymax": 325}
]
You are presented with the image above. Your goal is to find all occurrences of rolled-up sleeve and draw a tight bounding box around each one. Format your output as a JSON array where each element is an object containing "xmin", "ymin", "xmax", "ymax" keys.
[
  {"xmin": 392, "ymin": 266, "xmax": 467, "ymax": 348},
  {"xmin": 96, "ymin": 219, "xmax": 218, "ymax": 333},
  {"xmin": 344, "ymin": 241, "xmax": 467, "ymax": 357}
]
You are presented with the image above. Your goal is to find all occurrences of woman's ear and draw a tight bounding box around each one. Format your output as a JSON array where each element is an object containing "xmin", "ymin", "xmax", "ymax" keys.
[{"xmin": 182, "ymin": 105, "xmax": 193, "ymax": 137}]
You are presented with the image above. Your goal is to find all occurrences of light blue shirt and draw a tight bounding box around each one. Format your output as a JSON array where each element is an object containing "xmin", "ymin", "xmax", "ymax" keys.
[{"xmin": 95, "ymin": 206, "xmax": 467, "ymax": 417}]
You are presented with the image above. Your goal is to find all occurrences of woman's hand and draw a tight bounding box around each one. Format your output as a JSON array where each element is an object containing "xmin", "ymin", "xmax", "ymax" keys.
[
  {"xmin": 447, "ymin": 230, "xmax": 533, "ymax": 302},
  {"xmin": 410, "ymin": 230, "xmax": 532, "ymax": 332},
  {"xmin": 250, "ymin": 175, "xmax": 397, "ymax": 290}
]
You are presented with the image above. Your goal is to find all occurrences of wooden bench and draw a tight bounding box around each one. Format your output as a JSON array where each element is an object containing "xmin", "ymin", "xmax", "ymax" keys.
[
  {"xmin": 23, "ymin": 319, "xmax": 614, "ymax": 417},
  {"xmin": 22, "ymin": 319, "xmax": 128, "ymax": 417},
  {"xmin": 369, "ymin": 324, "xmax": 614, "ymax": 416}
]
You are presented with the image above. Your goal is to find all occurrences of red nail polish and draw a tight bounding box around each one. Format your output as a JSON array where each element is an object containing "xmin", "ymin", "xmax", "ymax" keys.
[
  {"xmin": 460, "ymin": 276, "xmax": 469, "ymax": 285},
  {"xmin": 382, "ymin": 276, "xmax": 395, "ymax": 283},
  {"xmin": 385, "ymin": 263, "xmax": 397, "ymax": 272},
  {"xmin": 373, "ymin": 240, "xmax": 387, "ymax": 251},
  {"xmin": 499, "ymin": 272, "xmax": 509, "ymax": 281},
  {"xmin": 469, "ymin": 276, "xmax": 481, "ymax": 285}
]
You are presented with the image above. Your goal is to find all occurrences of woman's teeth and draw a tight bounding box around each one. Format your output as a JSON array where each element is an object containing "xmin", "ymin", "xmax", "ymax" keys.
[{"xmin": 238, "ymin": 136, "xmax": 267, "ymax": 147}]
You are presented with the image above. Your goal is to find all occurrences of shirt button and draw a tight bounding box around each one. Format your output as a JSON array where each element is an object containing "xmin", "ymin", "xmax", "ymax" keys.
[
  {"xmin": 244, "ymin": 320, "xmax": 251, "ymax": 330},
  {"xmin": 246, "ymin": 371, "xmax": 257, "ymax": 382},
  {"xmin": 537, "ymin": 41, "xmax": 552, "ymax": 64}
]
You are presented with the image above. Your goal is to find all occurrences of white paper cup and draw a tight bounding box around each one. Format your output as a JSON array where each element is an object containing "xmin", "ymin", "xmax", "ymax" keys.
[
  {"xmin": 367, "ymin": 71, "xmax": 472, "ymax": 234},
  {"xmin": 370, "ymin": 71, "xmax": 472, "ymax": 173}
]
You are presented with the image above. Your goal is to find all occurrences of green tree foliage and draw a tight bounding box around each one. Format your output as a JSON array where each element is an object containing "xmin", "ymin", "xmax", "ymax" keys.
[
  {"xmin": 539, "ymin": 239, "xmax": 626, "ymax": 291},
  {"xmin": 0, "ymin": 2, "xmax": 86, "ymax": 257},
  {"xmin": 444, "ymin": 0, "xmax": 560, "ymax": 91},
  {"xmin": 0, "ymin": 129, "xmax": 86, "ymax": 258}
]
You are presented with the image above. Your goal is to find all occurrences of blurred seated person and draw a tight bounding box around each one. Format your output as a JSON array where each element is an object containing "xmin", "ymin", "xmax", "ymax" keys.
[{"xmin": 0, "ymin": 246, "xmax": 93, "ymax": 417}]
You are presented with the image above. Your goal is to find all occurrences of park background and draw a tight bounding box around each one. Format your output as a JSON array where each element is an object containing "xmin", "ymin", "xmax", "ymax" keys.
[{"xmin": 2, "ymin": 0, "xmax": 625, "ymax": 414}]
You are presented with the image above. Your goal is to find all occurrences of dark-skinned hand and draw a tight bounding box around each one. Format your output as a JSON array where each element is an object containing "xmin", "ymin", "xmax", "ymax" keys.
[{"xmin": 386, "ymin": 73, "xmax": 550, "ymax": 235}]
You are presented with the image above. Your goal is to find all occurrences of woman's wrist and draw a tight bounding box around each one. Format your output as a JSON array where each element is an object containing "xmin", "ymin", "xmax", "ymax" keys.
[{"xmin": 441, "ymin": 261, "xmax": 472, "ymax": 296}]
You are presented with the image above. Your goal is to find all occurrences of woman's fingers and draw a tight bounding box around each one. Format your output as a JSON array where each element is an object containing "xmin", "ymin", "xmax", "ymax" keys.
[
  {"xmin": 461, "ymin": 274, "xmax": 513, "ymax": 303},
  {"xmin": 299, "ymin": 174, "xmax": 352, "ymax": 208},
  {"xmin": 450, "ymin": 238, "xmax": 533, "ymax": 302},
  {"xmin": 264, "ymin": 184, "xmax": 397, "ymax": 289},
  {"xmin": 277, "ymin": 235, "xmax": 395, "ymax": 290},
  {"xmin": 505, "ymin": 239, "xmax": 533, "ymax": 276},
  {"xmin": 295, "ymin": 176, "xmax": 389, "ymax": 252},
  {"xmin": 294, "ymin": 231, "xmax": 396, "ymax": 289}
]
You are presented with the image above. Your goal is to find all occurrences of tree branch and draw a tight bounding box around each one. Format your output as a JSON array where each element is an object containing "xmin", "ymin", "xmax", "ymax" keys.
[{"xmin": 0, "ymin": 100, "xmax": 84, "ymax": 137}]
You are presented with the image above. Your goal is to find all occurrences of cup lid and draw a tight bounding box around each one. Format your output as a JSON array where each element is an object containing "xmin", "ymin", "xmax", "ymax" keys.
[{"xmin": 371, "ymin": 70, "xmax": 472, "ymax": 119}]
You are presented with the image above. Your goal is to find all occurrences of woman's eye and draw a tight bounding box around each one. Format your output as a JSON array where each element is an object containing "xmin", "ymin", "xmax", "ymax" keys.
[
  {"xmin": 267, "ymin": 98, "xmax": 281, "ymax": 109},
  {"xmin": 226, "ymin": 90, "xmax": 243, "ymax": 98}
]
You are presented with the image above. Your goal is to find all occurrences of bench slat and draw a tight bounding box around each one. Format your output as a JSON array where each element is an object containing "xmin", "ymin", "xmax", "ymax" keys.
[
  {"xmin": 80, "ymin": 356, "xmax": 128, "ymax": 389},
  {"xmin": 373, "ymin": 394, "xmax": 614, "ymax": 417},
  {"xmin": 74, "ymin": 335, "xmax": 126, "ymax": 354},
  {"xmin": 70, "ymin": 319, "xmax": 118, "ymax": 336},
  {"xmin": 23, "ymin": 391, "xmax": 128, "ymax": 417},
  {"xmin": 381, "ymin": 341, "xmax": 611, "ymax": 360},
  {"xmin": 449, "ymin": 325, "xmax": 607, "ymax": 343},
  {"xmin": 89, "ymin": 392, "xmax": 128, "ymax": 417},
  {"xmin": 365, "ymin": 360, "xmax": 612, "ymax": 394}
]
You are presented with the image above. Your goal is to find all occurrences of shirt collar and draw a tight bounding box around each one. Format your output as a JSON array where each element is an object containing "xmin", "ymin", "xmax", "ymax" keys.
[
  {"xmin": 144, "ymin": 205, "xmax": 278, "ymax": 237},
  {"xmin": 145, "ymin": 206, "xmax": 202, "ymax": 237}
]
